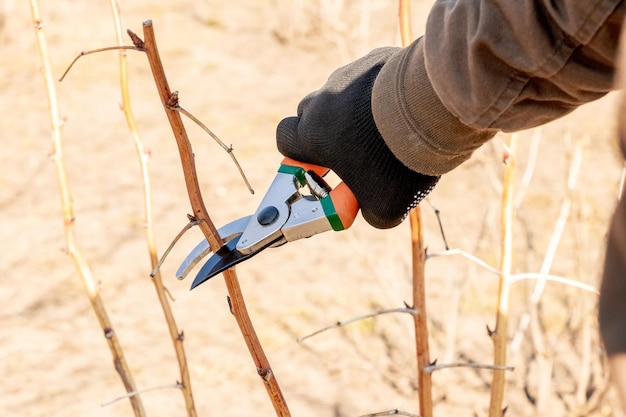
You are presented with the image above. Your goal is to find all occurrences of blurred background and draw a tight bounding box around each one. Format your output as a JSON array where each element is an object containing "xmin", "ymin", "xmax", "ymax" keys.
[{"xmin": 1, "ymin": 1, "xmax": 624, "ymax": 416}]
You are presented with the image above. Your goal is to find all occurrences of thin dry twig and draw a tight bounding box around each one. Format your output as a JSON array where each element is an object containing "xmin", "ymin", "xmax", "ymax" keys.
[
  {"xmin": 427, "ymin": 248, "xmax": 597, "ymax": 294},
  {"xmin": 168, "ymin": 99, "xmax": 254, "ymax": 194},
  {"xmin": 136, "ymin": 20, "xmax": 291, "ymax": 417},
  {"xmin": 359, "ymin": 410, "xmax": 420, "ymax": 417},
  {"xmin": 150, "ymin": 216, "xmax": 202, "ymax": 277},
  {"xmin": 424, "ymin": 198, "xmax": 449, "ymax": 250},
  {"xmin": 509, "ymin": 273, "xmax": 598, "ymax": 294},
  {"xmin": 101, "ymin": 382, "xmax": 183, "ymax": 407},
  {"xmin": 297, "ymin": 307, "xmax": 418, "ymax": 342},
  {"xmin": 423, "ymin": 362, "xmax": 515, "ymax": 374},
  {"xmin": 107, "ymin": 3, "xmax": 198, "ymax": 415},
  {"xmin": 29, "ymin": 2, "xmax": 145, "ymax": 416},
  {"xmin": 427, "ymin": 248, "xmax": 501, "ymax": 275},
  {"xmin": 58, "ymin": 45, "xmax": 139, "ymax": 82}
]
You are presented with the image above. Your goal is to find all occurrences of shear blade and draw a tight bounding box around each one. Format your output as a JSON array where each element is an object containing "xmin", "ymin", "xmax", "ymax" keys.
[
  {"xmin": 176, "ymin": 216, "xmax": 252, "ymax": 280},
  {"xmin": 190, "ymin": 235, "xmax": 281, "ymax": 290}
]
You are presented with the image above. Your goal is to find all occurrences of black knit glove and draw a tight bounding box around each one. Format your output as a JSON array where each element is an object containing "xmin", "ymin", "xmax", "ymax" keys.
[{"xmin": 276, "ymin": 47, "xmax": 440, "ymax": 229}]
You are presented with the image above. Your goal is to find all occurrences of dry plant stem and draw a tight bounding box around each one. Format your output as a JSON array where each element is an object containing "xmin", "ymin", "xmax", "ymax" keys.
[
  {"xmin": 410, "ymin": 209, "xmax": 433, "ymax": 417},
  {"xmin": 102, "ymin": 382, "xmax": 183, "ymax": 407},
  {"xmin": 297, "ymin": 307, "xmax": 418, "ymax": 342},
  {"xmin": 424, "ymin": 363, "xmax": 514, "ymax": 374},
  {"xmin": 398, "ymin": 0, "xmax": 412, "ymax": 46},
  {"xmin": 424, "ymin": 199, "xmax": 449, "ymax": 250},
  {"xmin": 29, "ymin": 2, "xmax": 146, "ymax": 416},
  {"xmin": 136, "ymin": 20, "xmax": 290, "ymax": 417},
  {"xmin": 510, "ymin": 273, "xmax": 597, "ymax": 293},
  {"xmin": 108, "ymin": 4, "xmax": 198, "ymax": 416},
  {"xmin": 488, "ymin": 133, "xmax": 518, "ymax": 417},
  {"xmin": 359, "ymin": 410, "xmax": 420, "ymax": 417},
  {"xmin": 171, "ymin": 104, "xmax": 254, "ymax": 194},
  {"xmin": 427, "ymin": 249, "xmax": 598, "ymax": 293},
  {"xmin": 428, "ymin": 248, "xmax": 501, "ymax": 275},
  {"xmin": 58, "ymin": 45, "xmax": 139, "ymax": 82},
  {"xmin": 399, "ymin": 2, "xmax": 433, "ymax": 416},
  {"xmin": 131, "ymin": 23, "xmax": 221, "ymax": 249},
  {"xmin": 151, "ymin": 217, "xmax": 202, "ymax": 277}
]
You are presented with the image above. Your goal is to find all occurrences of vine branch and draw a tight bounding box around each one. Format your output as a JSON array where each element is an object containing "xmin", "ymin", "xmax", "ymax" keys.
[
  {"xmin": 29, "ymin": 1, "xmax": 145, "ymax": 416},
  {"xmin": 134, "ymin": 20, "xmax": 291, "ymax": 417},
  {"xmin": 107, "ymin": 2, "xmax": 198, "ymax": 415}
]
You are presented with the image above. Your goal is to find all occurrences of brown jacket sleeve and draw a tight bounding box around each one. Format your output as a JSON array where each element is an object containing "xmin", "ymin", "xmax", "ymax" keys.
[
  {"xmin": 372, "ymin": 0, "xmax": 624, "ymax": 176},
  {"xmin": 371, "ymin": 0, "xmax": 626, "ymax": 358}
]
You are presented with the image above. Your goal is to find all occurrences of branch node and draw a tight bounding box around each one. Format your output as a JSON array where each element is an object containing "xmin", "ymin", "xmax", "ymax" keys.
[
  {"xmin": 257, "ymin": 367, "xmax": 272, "ymax": 381},
  {"xmin": 166, "ymin": 90, "xmax": 180, "ymax": 109},
  {"xmin": 227, "ymin": 295, "xmax": 233, "ymax": 314},
  {"xmin": 164, "ymin": 286, "xmax": 176, "ymax": 302},
  {"xmin": 177, "ymin": 330, "xmax": 185, "ymax": 342},
  {"xmin": 103, "ymin": 327, "xmax": 114, "ymax": 339},
  {"xmin": 126, "ymin": 29, "xmax": 145, "ymax": 49}
]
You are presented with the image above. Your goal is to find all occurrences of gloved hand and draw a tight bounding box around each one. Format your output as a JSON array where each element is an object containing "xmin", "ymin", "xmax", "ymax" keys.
[{"xmin": 276, "ymin": 47, "xmax": 440, "ymax": 229}]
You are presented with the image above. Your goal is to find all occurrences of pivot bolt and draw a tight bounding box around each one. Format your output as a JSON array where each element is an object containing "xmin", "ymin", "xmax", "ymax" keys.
[{"xmin": 257, "ymin": 206, "xmax": 279, "ymax": 226}]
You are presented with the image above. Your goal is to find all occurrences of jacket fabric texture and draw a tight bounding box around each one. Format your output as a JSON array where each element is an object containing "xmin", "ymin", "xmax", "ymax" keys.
[{"xmin": 372, "ymin": 0, "xmax": 625, "ymax": 354}]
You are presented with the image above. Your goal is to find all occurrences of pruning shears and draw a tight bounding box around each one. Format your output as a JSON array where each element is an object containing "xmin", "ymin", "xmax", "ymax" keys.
[{"xmin": 177, "ymin": 157, "xmax": 359, "ymax": 289}]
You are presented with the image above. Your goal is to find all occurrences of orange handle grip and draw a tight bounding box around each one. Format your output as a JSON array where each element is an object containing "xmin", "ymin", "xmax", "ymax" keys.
[
  {"xmin": 281, "ymin": 157, "xmax": 360, "ymax": 230},
  {"xmin": 328, "ymin": 181, "xmax": 359, "ymax": 229}
]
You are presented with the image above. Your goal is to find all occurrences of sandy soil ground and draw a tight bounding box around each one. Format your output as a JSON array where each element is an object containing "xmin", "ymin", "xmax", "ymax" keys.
[{"xmin": 2, "ymin": 1, "xmax": 626, "ymax": 417}]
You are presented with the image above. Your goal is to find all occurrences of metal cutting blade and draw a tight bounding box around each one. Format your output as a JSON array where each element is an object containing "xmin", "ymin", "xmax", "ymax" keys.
[
  {"xmin": 176, "ymin": 216, "xmax": 251, "ymax": 280},
  {"xmin": 190, "ymin": 234, "xmax": 282, "ymax": 289}
]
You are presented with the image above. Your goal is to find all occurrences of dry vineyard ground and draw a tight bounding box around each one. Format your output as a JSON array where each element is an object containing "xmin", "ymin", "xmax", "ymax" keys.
[{"xmin": 1, "ymin": 1, "xmax": 625, "ymax": 416}]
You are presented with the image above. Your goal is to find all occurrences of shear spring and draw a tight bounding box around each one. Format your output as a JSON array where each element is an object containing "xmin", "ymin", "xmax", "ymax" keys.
[{"xmin": 304, "ymin": 171, "xmax": 332, "ymax": 199}]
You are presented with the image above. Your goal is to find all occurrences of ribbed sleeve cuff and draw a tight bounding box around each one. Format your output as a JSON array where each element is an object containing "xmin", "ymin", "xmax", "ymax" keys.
[{"xmin": 372, "ymin": 38, "xmax": 497, "ymax": 176}]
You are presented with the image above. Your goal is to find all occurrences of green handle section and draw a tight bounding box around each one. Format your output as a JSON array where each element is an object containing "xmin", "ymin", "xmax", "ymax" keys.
[
  {"xmin": 279, "ymin": 158, "xmax": 359, "ymax": 231},
  {"xmin": 320, "ymin": 195, "xmax": 346, "ymax": 231}
]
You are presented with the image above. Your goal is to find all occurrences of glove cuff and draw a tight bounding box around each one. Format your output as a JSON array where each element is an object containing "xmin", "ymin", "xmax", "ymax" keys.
[{"xmin": 372, "ymin": 38, "xmax": 497, "ymax": 177}]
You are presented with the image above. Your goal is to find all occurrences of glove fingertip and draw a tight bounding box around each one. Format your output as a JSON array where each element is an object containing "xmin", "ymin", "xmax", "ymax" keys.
[
  {"xmin": 361, "ymin": 209, "xmax": 404, "ymax": 230},
  {"xmin": 276, "ymin": 117, "xmax": 299, "ymax": 140},
  {"xmin": 276, "ymin": 116, "xmax": 304, "ymax": 158}
]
